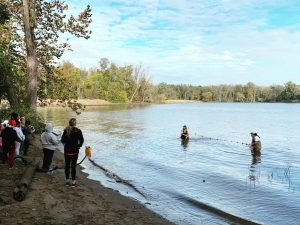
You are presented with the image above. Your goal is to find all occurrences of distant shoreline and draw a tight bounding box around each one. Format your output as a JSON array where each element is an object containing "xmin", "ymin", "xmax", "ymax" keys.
[
  {"xmin": 76, "ymin": 99, "xmax": 200, "ymax": 106},
  {"xmin": 39, "ymin": 99, "xmax": 201, "ymax": 107}
]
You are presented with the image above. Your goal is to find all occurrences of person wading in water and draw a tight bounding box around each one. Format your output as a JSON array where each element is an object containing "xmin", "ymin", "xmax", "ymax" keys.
[
  {"xmin": 250, "ymin": 132, "xmax": 261, "ymax": 154},
  {"xmin": 181, "ymin": 125, "xmax": 189, "ymax": 139}
]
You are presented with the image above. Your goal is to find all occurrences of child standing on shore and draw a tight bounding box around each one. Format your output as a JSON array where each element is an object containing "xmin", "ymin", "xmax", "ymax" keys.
[{"xmin": 22, "ymin": 121, "xmax": 35, "ymax": 156}]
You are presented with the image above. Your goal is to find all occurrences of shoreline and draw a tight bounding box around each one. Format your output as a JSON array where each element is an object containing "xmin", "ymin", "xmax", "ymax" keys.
[
  {"xmin": 0, "ymin": 135, "xmax": 175, "ymax": 225},
  {"xmin": 76, "ymin": 99, "xmax": 200, "ymax": 105},
  {"xmin": 36, "ymin": 99, "xmax": 201, "ymax": 107}
]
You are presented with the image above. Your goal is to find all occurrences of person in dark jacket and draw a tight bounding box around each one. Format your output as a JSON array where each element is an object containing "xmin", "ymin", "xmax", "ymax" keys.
[
  {"xmin": 22, "ymin": 120, "xmax": 35, "ymax": 156},
  {"xmin": 1, "ymin": 120, "xmax": 22, "ymax": 169},
  {"xmin": 61, "ymin": 118, "xmax": 84, "ymax": 187},
  {"xmin": 181, "ymin": 125, "xmax": 189, "ymax": 139}
]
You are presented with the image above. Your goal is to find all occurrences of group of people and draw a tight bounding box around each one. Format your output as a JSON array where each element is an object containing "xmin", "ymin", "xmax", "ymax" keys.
[
  {"xmin": 180, "ymin": 125, "xmax": 262, "ymax": 153},
  {"xmin": 1, "ymin": 113, "xmax": 84, "ymax": 188},
  {"xmin": 41, "ymin": 118, "xmax": 84, "ymax": 188},
  {"xmin": 0, "ymin": 113, "xmax": 35, "ymax": 169}
]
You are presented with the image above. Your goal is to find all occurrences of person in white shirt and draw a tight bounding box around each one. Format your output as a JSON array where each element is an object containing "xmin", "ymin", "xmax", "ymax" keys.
[
  {"xmin": 13, "ymin": 121, "xmax": 25, "ymax": 155},
  {"xmin": 250, "ymin": 132, "xmax": 261, "ymax": 153}
]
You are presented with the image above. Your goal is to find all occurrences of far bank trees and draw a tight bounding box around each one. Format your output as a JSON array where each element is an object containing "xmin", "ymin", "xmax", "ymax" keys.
[
  {"xmin": 55, "ymin": 59, "xmax": 300, "ymax": 103},
  {"xmin": 79, "ymin": 58, "xmax": 152, "ymax": 103}
]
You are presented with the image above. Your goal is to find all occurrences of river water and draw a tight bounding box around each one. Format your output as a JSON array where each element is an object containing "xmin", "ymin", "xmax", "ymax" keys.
[{"xmin": 38, "ymin": 103, "xmax": 300, "ymax": 225}]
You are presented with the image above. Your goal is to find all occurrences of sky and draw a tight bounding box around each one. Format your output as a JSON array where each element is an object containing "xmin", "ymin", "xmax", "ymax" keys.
[{"xmin": 60, "ymin": 0, "xmax": 300, "ymax": 86}]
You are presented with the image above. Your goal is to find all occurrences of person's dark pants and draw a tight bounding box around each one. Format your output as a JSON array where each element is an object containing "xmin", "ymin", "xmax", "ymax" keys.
[
  {"xmin": 0, "ymin": 146, "xmax": 3, "ymax": 159},
  {"xmin": 8, "ymin": 148, "xmax": 16, "ymax": 168},
  {"xmin": 1, "ymin": 147, "xmax": 15, "ymax": 167},
  {"xmin": 42, "ymin": 148, "xmax": 55, "ymax": 170},
  {"xmin": 1, "ymin": 147, "xmax": 9, "ymax": 164},
  {"xmin": 19, "ymin": 141, "xmax": 24, "ymax": 154},
  {"xmin": 64, "ymin": 154, "xmax": 79, "ymax": 180},
  {"xmin": 23, "ymin": 140, "xmax": 30, "ymax": 155}
]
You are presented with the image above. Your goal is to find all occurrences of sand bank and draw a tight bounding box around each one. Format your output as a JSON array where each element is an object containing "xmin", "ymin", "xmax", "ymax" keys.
[{"xmin": 0, "ymin": 135, "xmax": 175, "ymax": 225}]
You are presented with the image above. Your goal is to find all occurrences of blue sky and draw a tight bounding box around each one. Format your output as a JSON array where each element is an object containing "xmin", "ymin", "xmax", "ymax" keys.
[{"xmin": 60, "ymin": 0, "xmax": 300, "ymax": 86}]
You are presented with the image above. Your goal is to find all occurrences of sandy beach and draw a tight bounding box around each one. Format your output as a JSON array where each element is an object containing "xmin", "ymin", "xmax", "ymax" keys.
[
  {"xmin": 57, "ymin": 99, "xmax": 199, "ymax": 106},
  {"xmin": 0, "ymin": 135, "xmax": 175, "ymax": 225}
]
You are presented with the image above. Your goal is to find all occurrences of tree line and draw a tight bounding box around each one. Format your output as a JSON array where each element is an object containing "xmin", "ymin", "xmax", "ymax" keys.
[{"xmin": 52, "ymin": 59, "xmax": 300, "ymax": 103}]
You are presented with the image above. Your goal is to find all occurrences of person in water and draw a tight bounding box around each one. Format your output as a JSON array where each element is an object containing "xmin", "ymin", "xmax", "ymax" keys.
[
  {"xmin": 181, "ymin": 125, "xmax": 189, "ymax": 139},
  {"xmin": 250, "ymin": 132, "xmax": 261, "ymax": 153}
]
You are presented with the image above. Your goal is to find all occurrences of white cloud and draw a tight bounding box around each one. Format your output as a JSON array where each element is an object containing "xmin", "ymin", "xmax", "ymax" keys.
[{"xmin": 59, "ymin": 0, "xmax": 300, "ymax": 86}]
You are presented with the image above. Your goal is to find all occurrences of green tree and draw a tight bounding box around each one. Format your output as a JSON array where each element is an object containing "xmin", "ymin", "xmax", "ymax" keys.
[
  {"xmin": 269, "ymin": 84, "xmax": 284, "ymax": 102},
  {"xmin": 0, "ymin": 3, "xmax": 24, "ymax": 106},
  {"xmin": 159, "ymin": 94, "xmax": 167, "ymax": 101},
  {"xmin": 235, "ymin": 92, "xmax": 245, "ymax": 102},
  {"xmin": 246, "ymin": 82, "xmax": 256, "ymax": 102},
  {"xmin": 82, "ymin": 69, "xmax": 102, "ymax": 99},
  {"xmin": 201, "ymin": 91, "xmax": 212, "ymax": 102},
  {"xmin": 106, "ymin": 82, "xmax": 127, "ymax": 103},
  {"xmin": 281, "ymin": 81, "xmax": 297, "ymax": 101},
  {"xmin": 3, "ymin": 0, "xmax": 92, "ymax": 107}
]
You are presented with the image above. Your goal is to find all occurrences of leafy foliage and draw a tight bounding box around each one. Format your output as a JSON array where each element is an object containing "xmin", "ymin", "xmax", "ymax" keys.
[{"xmin": 1, "ymin": 0, "xmax": 92, "ymax": 106}]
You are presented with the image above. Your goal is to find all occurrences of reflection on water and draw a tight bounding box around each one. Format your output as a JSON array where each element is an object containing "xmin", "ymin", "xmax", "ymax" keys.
[
  {"xmin": 252, "ymin": 152, "xmax": 261, "ymax": 165},
  {"xmin": 248, "ymin": 152, "xmax": 261, "ymax": 187},
  {"xmin": 181, "ymin": 139, "xmax": 189, "ymax": 150}
]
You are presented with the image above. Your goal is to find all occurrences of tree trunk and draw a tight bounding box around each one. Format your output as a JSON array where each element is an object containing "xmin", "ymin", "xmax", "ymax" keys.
[
  {"xmin": 130, "ymin": 86, "xmax": 139, "ymax": 102},
  {"xmin": 5, "ymin": 74, "xmax": 19, "ymax": 106},
  {"xmin": 22, "ymin": 0, "xmax": 38, "ymax": 108},
  {"xmin": 13, "ymin": 157, "xmax": 40, "ymax": 201}
]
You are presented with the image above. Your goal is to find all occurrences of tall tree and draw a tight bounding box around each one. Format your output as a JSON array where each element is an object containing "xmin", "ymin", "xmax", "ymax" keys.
[
  {"xmin": 3, "ymin": 0, "xmax": 92, "ymax": 107},
  {"xmin": 281, "ymin": 81, "xmax": 297, "ymax": 101},
  {"xmin": 0, "ymin": 3, "xmax": 23, "ymax": 106},
  {"xmin": 246, "ymin": 82, "xmax": 256, "ymax": 102},
  {"xmin": 130, "ymin": 62, "xmax": 151, "ymax": 102}
]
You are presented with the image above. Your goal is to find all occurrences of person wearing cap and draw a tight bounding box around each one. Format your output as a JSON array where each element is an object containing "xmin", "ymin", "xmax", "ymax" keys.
[
  {"xmin": 0, "ymin": 120, "xmax": 22, "ymax": 169},
  {"xmin": 181, "ymin": 125, "xmax": 189, "ymax": 139},
  {"xmin": 250, "ymin": 132, "xmax": 261, "ymax": 153}
]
